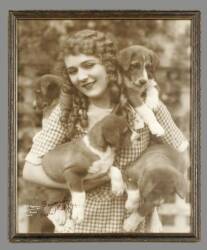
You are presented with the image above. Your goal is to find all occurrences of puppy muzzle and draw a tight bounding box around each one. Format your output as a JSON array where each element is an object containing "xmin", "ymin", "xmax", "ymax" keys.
[{"xmin": 134, "ymin": 79, "xmax": 147, "ymax": 87}]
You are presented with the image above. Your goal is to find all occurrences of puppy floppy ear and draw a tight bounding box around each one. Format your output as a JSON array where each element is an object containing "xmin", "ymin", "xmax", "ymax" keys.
[
  {"xmin": 175, "ymin": 173, "xmax": 188, "ymax": 199},
  {"xmin": 111, "ymin": 102, "xmax": 127, "ymax": 118},
  {"xmin": 102, "ymin": 127, "xmax": 121, "ymax": 149},
  {"xmin": 150, "ymin": 52, "xmax": 159, "ymax": 76},
  {"xmin": 46, "ymin": 81, "xmax": 61, "ymax": 101},
  {"xmin": 44, "ymin": 75, "xmax": 62, "ymax": 101},
  {"xmin": 117, "ymin": 49, "xmax": 133, "ymax": 72},
  {"xmin": 139, "ymin": 174, "xmax": 157, "ymax": 199}
]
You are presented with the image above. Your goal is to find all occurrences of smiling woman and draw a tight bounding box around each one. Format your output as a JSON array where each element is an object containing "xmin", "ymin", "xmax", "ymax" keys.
[
  {"xmin": 23, "ymin": 28, "xmax": 189, "ymax": 234},
  {"xmin": 58, "ymin": 29, "xmax": 121, "ymax": 132},
  {"xmin": 64, "ymin": 54, "xmax": 109, "ymax": 100}
]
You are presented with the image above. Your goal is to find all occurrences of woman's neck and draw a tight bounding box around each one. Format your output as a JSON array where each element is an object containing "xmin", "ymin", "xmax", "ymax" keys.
[{"xmin": 89, "ymin": 89, "xmax": 112, "ymax": 109}]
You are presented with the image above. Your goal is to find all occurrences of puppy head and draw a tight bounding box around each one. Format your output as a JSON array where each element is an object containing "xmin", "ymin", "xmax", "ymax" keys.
[
  {"xmin": 118, "ymin": 45, "xmax": 159, "ymax": 89},
  {"xmin": 101, "ymin": 114, "xmax": 131, "ymax": 150},
  {"xmin": 139, "ymin": 165, "xmax": 188, "ymax": 203},
  {"xmin": 32, "ymin": 74, "xmax": 62, "ymax": 111}
]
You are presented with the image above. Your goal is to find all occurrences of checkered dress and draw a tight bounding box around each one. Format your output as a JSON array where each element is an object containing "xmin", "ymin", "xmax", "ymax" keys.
[{"xmin": 26, "ymin": 102, "xmax": 188, "ymax": 233}]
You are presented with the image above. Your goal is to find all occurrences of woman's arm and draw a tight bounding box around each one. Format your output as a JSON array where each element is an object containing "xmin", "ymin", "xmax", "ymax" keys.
[
  {"xmin": 23, "ymin": 105, "xmax": 110, "ymax": 190},
  {"xmin": 23, "ymin": 161, "xmax": 110, "ymax": 191},
  {"xmin": 154, "ymin": 101, "xmax": 189, "ymax": 152},
  {"xmin": 23, "ymin": 105, "xmax": 69, "ymax": 186},
  {"xmin": 23, "ymin": 161, "xmax": 67, "ymax": 189}
]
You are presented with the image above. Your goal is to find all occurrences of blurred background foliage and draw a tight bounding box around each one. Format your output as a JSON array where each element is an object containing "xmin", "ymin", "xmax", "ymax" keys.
[{"xmin": 17, "ymin": 19, "xmax": 191, "ymax": 207}]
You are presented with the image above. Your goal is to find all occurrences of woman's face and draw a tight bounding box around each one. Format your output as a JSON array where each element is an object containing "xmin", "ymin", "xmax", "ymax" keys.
[{"xmin": 64, "ymin": 54, "xmax": 109, "ymax": 99}]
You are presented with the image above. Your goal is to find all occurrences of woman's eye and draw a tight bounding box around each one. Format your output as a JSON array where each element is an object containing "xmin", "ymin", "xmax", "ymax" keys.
[
  {"xmin": 67, "ymin": 67, "xmax": 77, "ymax": 75},
  {"xmin": 83, "ymin": 62, "xmax": 95, "ymax": 69}
]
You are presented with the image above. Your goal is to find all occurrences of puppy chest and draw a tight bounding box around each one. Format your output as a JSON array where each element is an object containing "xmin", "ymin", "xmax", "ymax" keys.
[{"xmin": 88, "ymin": 152, "xmax": 115, "ymax": 174}]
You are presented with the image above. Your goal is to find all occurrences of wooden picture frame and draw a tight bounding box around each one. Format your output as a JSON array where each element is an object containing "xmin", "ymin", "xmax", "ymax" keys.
[{"xmin": 9, "ymin": 10, "xmax": 200, "ymax": 242}]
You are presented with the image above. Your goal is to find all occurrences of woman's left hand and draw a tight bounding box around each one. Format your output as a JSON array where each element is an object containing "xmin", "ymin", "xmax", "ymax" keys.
[{"xmin": 83, "ymin": 173, "xmax": 110, "ymax": 191}]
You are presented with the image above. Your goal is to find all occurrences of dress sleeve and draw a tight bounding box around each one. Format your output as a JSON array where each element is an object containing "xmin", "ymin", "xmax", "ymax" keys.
[
  {"xmin": 25, "ymin": 105, "xmax": 68, "ymax": 165},
  {"xmin": 154, "ymin": 101, "xmax": 189, "ymax": 152}
]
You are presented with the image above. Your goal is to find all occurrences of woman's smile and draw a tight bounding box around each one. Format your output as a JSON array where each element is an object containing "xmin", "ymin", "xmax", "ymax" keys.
[{"xmin": 81, "ymin": 80, "xmax": 96, "ymax": 89}]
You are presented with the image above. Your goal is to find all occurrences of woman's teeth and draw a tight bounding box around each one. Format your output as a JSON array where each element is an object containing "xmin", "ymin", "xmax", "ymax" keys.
[{"xmin": 83, "ymin": 82, "xmax": 95, "ymax": 89}]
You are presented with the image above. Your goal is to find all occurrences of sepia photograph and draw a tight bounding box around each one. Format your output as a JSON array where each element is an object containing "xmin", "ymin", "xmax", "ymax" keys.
[{"xmin": 9, "ymin": 10, "xmax": 200, "ymax": 241}]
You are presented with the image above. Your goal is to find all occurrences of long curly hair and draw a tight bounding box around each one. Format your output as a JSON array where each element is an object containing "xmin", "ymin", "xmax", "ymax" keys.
[{"xmin": 58, "ymin": 29, "xmax": 122, "ymax": 137}]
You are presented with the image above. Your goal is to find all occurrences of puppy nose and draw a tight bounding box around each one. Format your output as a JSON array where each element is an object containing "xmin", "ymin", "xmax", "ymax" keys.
[
  {"xmin": 139, "ymin": 79, "xmax": 147, "ymax": 86},
  {"xmin": 78, "ymin": 69, "xmax": 88, "ymax": 82}
]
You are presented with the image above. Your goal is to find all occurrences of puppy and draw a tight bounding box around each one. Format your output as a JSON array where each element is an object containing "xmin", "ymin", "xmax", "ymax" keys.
[
  {"xmin": 42, "ymin": 114, "xmax": 131, "ymax": 224},
  {"xmin": 118, "ymin": 45, "xmax": 165, "ymax": 137},
  {"xmin": 32, "ymin": 74, "xmax": 62, "ymax": 126},
  {"xmin": 123, "ymin": 144, "xmax": 189, "ymax": 232}
]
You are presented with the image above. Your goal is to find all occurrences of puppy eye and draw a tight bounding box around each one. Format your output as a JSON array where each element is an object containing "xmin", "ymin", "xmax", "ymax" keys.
[
  {"xmin": 130, "ymin": 62, "xmax": 141, "ymax": 70},
  {"xmin": 145, "ymin": 63, "xmax": 152, "ymax": 70}
]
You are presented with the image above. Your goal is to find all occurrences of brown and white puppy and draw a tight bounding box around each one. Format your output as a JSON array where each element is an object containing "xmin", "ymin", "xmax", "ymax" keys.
[
  {"xmin": 118, "ymin": 45, "xmax": 165, "ymax": 137},
  {"xmin": 32, "ymin": 74, "xmax": 62, "ymax": 126},
  {"xmin": 123, "ymin": 144, "xmax": 189, "ymax": 232},
  {"xmin": 42, "ymin": 114, "xmax": 131, "ymax": 224}
]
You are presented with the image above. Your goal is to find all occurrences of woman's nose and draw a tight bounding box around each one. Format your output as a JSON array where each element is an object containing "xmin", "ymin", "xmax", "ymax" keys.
[{"xmin": 77, "ymin": 68, "xmax": 88, "ymax": 82}]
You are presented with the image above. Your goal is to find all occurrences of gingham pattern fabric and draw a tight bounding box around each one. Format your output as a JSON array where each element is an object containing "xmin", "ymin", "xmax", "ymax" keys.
[{"xmin": 25, "ymin": 102, "xmax": 188, "ymax": 233}]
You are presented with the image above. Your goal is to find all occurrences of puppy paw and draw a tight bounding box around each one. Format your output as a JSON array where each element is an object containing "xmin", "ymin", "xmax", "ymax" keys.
[
  {"xmin": 72, "ymin": 205, "xmax": 84, "ymax": 224},
  {"xmin": 54, "ymin": 219, "xmax": 75, "ymax": 233},
  {"xmin": 149, "ymin": 123, "xmax": 165, "ymax": 137},
  {"xmin": 63, "ymin": 219, "xmax": 75, "ymax": 232},
  {"xmin": 111, "ymin": 181, "xmax": 125, "ymax": 196},
  {"xmin": 145, "ymin": 97, "xmax": 159, "ymax": 110},
  {"xmin": 149, "ymin": 207, "xmax": 163, "ymax": 233},
  {"xmin": 150, "ymin": 221, "xmax": 163, "ymax": 233},
  {"xmin": 125, "ymin": 189, "xmax": 140, "ymax": 212},
  {"xmin": 123, "ymin": 212, "xmax": 144, "ymax": 232},
  {"xmin": 110, "ymin": 167, "xmax": 125, "ymax": 196},
  {"xmin": 125, "ymin": 199, "xmax": 139, "ymax": 212},
  {"xmin": 47, "ymin": 208, "xmax": 66, "ymax": 226}
]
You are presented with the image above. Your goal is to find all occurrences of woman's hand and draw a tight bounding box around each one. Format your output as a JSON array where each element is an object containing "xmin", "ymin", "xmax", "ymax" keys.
[{"xmin": 83, "ymin": 173, "xmax": 110, "ymax": 191}]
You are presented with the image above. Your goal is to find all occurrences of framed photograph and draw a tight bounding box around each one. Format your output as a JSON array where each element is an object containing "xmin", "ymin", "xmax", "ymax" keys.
[{"xmin": 9, "ymin": 10, "xmax": 200, "ymax": 242}]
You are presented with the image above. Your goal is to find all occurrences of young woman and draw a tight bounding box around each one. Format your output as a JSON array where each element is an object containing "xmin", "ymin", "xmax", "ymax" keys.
[{"xmin": 23, "ymin": 29, "xmax": 188, "ymax": 233}]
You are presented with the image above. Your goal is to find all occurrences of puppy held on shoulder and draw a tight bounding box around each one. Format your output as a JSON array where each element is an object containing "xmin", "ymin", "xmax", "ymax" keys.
[
  {"xmin": 118, "ymin": 45, "xmax": 189, "ymax": 232},
  {"xmin": 117, "ymin": 45, "xmax": 165, "ymax": 137},
  {"xmin": 32, "ymin": 74, "xmax": 63, "ymax": 126}
]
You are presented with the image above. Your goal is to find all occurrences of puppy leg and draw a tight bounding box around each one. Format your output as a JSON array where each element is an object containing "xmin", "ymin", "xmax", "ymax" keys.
[
  {"xmin": 64, "ymin": 169, "xmax": 87, "ymax": 224},
  {"xmin": 109, "ymin": 166, "xmax": 125, "ymax": 196},
  {"xmin": 135, "ymin": 103, "xmax": 165, "ymax": 136},
  {"xmin": 125, "ymin": 188, "xmax": 140, "ymax": 212},
  {"xmin": 145, "ymin": 81, "xmax": 160, "ymax": 109},
  {"xmin": 123, "ymin": 211, "xmax": 145, "ymax": 232},
  {"xmin": 70, "ymin": 191, "xmax": 86, "ymax": 224},
  {"xmin": 149, "ymin": 207, "xmax": 163, "ymax": 233},
  {"xmin": 47, "ymin": 206, "xmax": 67, "ymax": 229}
]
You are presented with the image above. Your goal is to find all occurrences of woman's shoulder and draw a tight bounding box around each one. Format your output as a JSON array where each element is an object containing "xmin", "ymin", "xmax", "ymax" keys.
[{"xmin": 42, "ymin": 104, "xmax": 62, "ymax": 129}]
